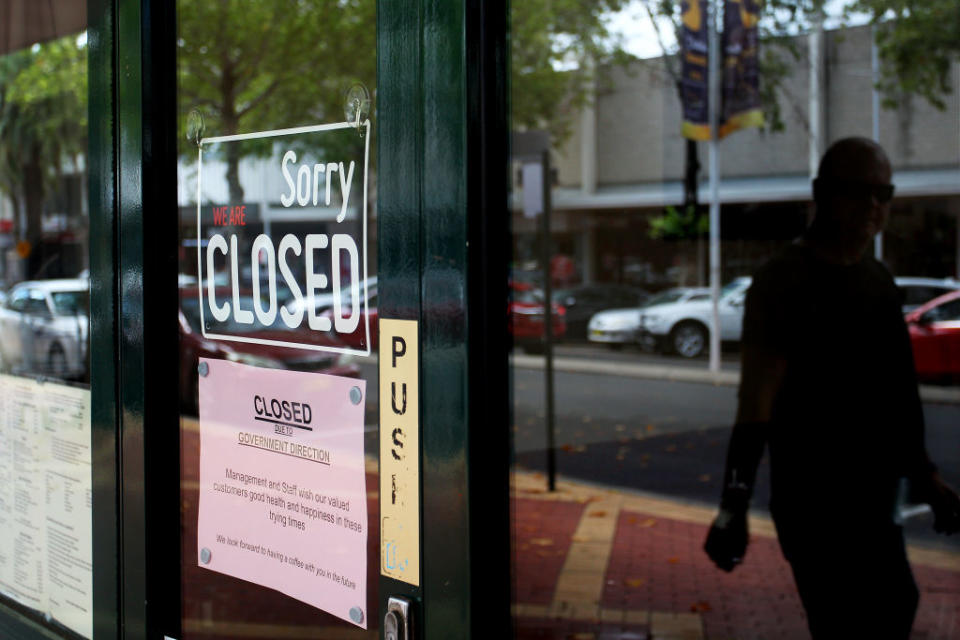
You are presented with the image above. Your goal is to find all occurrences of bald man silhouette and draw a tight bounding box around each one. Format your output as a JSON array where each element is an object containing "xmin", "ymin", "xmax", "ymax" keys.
[{"xmin": 704, "ymin": 137, "xmax": 960, "ymax": 638}]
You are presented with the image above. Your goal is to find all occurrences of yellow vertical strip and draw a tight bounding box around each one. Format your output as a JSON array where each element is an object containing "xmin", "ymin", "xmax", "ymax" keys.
[{"xmin": 379, "ymin": 319, "xmax": 421, "ymax": 586}]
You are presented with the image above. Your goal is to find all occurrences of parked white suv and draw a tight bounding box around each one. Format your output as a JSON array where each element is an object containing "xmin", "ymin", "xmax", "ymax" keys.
[
  {"xmin": 0, "ymin": 279, "xmax": 89, "ymax": 379},
  {"xmin": 638, "ymin": 277, "xmax": 753, "ymax": 358},
  {"xmin": 588, "ymin": 287, "xmax": 708, "ymax": 349}
]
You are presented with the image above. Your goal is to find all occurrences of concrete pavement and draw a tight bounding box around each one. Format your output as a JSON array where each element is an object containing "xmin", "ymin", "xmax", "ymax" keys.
[{"xmin": 511, "ymin": 352, "xmax": 960, "ymax": 405}]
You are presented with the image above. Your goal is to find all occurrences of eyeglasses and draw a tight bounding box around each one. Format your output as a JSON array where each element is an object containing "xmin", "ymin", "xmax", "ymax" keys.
[{"xmin": 814, "ymin": 178, "xmax": 895, "ymax": 204}]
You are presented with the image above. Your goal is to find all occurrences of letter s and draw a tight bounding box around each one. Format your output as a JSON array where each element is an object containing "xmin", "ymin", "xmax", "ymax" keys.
[{"xmin": 280, "ymin": 150, "xmax": 297, "ymax": 207}]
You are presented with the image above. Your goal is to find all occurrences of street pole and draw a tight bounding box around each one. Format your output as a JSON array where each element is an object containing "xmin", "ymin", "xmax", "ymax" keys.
[
  {"xmin": 540, "ymin": 149, "xmax": 557, "ymax": 492},
  {"xmin": 708, "ymin": 0, "xmax": 722, "ymax": 374},
  {"xmin": 871, "ymin": 25, "xmax": 884, "ymax": 262}
]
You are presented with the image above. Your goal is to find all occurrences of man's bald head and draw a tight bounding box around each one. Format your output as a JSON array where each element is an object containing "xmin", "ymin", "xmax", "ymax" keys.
[
  {"xmin": 809, "ymin": 137, "xmax": 894, "ymax": 260},
  {"xmin": 816, "ymin": 137, "xmax": 891, "ymax": 192}
]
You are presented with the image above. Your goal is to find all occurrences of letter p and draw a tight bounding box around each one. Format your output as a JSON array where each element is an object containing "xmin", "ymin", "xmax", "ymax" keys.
[{"xmin": 392, "ymin": 336, "xmax": 406, "ymax": 368}]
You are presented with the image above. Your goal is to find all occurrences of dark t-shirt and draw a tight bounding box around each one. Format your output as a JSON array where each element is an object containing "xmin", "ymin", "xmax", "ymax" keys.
[{"xmin": 742, "ymin": 243, "xmax": 930, "ymax": 523}]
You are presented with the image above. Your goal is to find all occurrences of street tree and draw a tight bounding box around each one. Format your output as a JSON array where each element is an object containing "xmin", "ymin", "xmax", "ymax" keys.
[
  {"xmin": 177, "ymin": 0, "xmax": 375, "ymax": 204},
  {"xmin": 0, "ymin": 34, "xmax": 87, "ymax": 270}
]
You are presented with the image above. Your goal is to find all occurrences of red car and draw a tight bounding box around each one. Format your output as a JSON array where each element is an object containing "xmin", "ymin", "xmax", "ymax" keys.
[
  {"xmin": 179, "ymin": 288, "xmax": 361, "ymax": 413},
  {"xmin": 509, "ymin": 281, "xmax": 566, "ymax": 353},
  {"xmin": 906, "ymin": 289, "xmax": 960, "ymax": 383}
]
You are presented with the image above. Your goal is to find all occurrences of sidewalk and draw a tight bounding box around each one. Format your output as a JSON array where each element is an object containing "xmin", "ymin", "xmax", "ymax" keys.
[
  {"xmin": 512, "ymin": 470, "xmax": 960, "ymax": 640},
  {"xmin": 511, "ymin": 353, "xmax": 960, "ymax": 405}
]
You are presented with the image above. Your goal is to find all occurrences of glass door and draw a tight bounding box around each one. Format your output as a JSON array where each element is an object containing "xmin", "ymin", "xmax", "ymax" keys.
[
  {"xmin": 175, "ymin": 1, "xmax": 379, "ymax": 637},
  {"xmin": 507, "ymin": 2, "xmax": 960, "ymax": 638}
]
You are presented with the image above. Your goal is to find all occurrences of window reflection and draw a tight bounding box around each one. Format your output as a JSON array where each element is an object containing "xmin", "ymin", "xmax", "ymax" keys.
[
  {"xmin": 510, "ymin": 2, "xmax": 960, "ymax": 638},
  {"xmin": 0, "ymin": 7, "xmax": 92, "ymax": 638},
  {"xmin": 177, "ymin": 1, "xmax": 377, "ymax": 638}
]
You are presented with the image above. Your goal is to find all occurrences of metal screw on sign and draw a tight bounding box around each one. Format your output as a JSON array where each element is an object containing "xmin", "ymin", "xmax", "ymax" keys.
[
  {"xmin": 349, "ymin": 386, "xmax": 363, "ymax": 405},
  {"xmin": 198, "ymin": 362, "xmax": 209, "ymax": 377},
  {"xmin": 200, "ymin": 548, "xmax": 212, "ymax": 564},
  {"xmin": 349, "ymin": 607, "xmax": 364, "ymax": 625}
]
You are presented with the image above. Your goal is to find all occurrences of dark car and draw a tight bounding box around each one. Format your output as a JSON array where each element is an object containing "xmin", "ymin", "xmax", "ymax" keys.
[
  {"xmin": 906, "ymin": 289, "xmax": 960, "ymax": 384},
  {"xmin": 552, "ymin": 284, "xmax": 648, "ymax": 341},
  {"xmin": 179, "ymin": 288, "xmax": 361, "ymax": 413}
]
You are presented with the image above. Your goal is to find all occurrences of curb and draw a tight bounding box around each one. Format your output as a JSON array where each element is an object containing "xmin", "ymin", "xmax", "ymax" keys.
[{"xmin": 511, "ymin": 354, "xmax": 960, "ymax": 405}]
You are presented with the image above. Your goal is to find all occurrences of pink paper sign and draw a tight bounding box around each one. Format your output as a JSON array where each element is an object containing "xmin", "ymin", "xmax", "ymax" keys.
[{"xmin": 197, "ymin": 358, "xmax": 368, "ymax": 628}]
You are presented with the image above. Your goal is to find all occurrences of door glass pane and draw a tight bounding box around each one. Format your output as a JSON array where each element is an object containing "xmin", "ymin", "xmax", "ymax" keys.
[
  {"xmin": 509, "ymin": 3, "xmax": 960, "ymax": 638},
  {"xmin": 0, "ymin": 4, "xmax": 93, "ymax": 638},
  {"xmin": 176, "ymin": 2, "xmax": 377, "ymax": 637}
]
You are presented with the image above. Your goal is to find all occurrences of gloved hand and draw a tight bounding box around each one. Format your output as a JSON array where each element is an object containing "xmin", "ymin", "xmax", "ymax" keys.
[{"xmin": 704, "ymin": 507, "xmax": 748, "ymax": 572}]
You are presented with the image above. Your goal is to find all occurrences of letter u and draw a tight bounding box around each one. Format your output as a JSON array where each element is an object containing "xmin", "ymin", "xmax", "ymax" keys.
[{"xmin": 391, "ymin": 382, "xmax": 407, "ymax": 415}]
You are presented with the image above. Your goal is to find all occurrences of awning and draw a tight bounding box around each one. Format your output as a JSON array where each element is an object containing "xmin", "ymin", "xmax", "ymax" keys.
[{"xmin": 1, "ymin": 1, "xmax": 86, "ymax": 55}]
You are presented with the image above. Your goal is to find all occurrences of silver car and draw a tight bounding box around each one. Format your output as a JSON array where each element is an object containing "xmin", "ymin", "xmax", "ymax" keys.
[
  {"xmin": 587, "ymin": 287, "xmax": 710, "ymax": 349},
  {"xmin": 0, "ymin": 279, "xmax": 89, "ymax": 379}
]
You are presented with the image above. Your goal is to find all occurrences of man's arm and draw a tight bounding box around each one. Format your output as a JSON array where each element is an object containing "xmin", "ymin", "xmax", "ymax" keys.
[{"xmin": 704, "ymin": 344, "xmax": 786, "ymax": 571}]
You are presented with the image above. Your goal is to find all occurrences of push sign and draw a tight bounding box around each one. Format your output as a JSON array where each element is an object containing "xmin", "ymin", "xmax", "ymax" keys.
[{"xmin": 196, "ymin": 120, "xmax": 371, "ymax": 355}]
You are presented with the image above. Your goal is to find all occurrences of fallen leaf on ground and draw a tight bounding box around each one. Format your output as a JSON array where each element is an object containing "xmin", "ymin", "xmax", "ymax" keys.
[
  {"xmin": 615, "ymin": 424, "xmax": 626, "ymax": 432},
  {"xmin": 624, "ymin": 578, "xmax": 646, "ymax": 588},
  {"xmin": 589, "ymin": 510, "xmax": 608, "ymax": 518},
  {"xmin": 667, "ymin": 556, "xmax": 680, "ymax": 564},
  {"xmin": 664, "ymin": 445, "xmax": 678, "ymax": 453},
  {"xmin": 690, "ymin": 601, "xmax": 712, "ymax": 612},
  {"xmin": 646, "ymin": 424, "xmax": 655, "ymax": 432},
  {"xmin": 638, "ymin": 518, "xmax": 657, "ymax": 528},
  {"xmin": 698, "ymin": 474, "xmax": 712, "ymax": 482},
  {"xmin": 529, "ymin": 538, "xmax": 554, "ymax": 546}
]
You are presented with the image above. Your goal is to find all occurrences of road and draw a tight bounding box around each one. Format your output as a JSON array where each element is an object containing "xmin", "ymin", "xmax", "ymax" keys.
[{"xmin": 359, "ymin": 344, "xmax": 960, "ymax": 547}]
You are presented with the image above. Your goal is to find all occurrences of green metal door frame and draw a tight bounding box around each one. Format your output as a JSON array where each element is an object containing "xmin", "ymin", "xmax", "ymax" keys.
[
  {"xmin": 0, "ymin": 1, "xmax": 512, "ymax": 638},
  {"xmin": 378, "ymin": 1, "xmax": 511, "ymax": 636}
]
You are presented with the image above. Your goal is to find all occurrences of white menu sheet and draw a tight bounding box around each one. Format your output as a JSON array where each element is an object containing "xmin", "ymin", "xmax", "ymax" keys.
[{"xmin": 0, "ymin": 375, "xmax": 92, "ymax": 639}]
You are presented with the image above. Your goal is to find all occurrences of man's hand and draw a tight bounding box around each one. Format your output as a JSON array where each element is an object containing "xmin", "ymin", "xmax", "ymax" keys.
[
  {"xmin": 704, "ymin": 508, "xmax": 748, "ymax": 572},
  {"xmin": 915, "ymin": 474, "xmax": 960, "ymax": 535}
]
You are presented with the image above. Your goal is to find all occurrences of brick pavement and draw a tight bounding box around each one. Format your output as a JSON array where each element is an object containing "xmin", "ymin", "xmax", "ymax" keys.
[
  {"xmin": 179, "ymin": 417, "xmax": 959, "ymax": 638},
  {"xmin": 512, "ymin": 471, "xmax": 960, "ymax": 640}
]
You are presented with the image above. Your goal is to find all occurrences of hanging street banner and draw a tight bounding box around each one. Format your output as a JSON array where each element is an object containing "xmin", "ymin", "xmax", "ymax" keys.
[
  {"xmin": 720, "ymin": 0, "xmax": 764, "ymax": 138},
  {"xmin": 681, "ymin": 0, "xmax": 711, "ymax": 141}
]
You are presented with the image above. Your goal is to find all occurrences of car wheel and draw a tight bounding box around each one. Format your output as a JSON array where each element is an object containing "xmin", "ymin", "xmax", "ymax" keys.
[
  {"xmin": 670, "ymin": 322, "xmax": 707, "ymax": 358},
  {"xmin": 608, "ymin": 343, "xmax": 623, "ymax": 351},
  {"xmin": 521, "ymin": 343, "xmax": 545, "ymax": 355},
  {"xmin": 48, "ymin": 343, "xmax": 68, "ymax": 378}
]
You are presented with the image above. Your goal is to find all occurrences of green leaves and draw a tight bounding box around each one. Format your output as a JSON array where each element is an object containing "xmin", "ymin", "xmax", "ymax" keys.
[
  {"xmin": 860, "ymin": 0, "xmax": 960, "ymax": 109},
  {"xmin": 648, "ymin": 205, "xmax": 709, "ymax": 240},
  {"xmin": 0, "ymin": 33, "xmax": 87, "ymax": 231}
]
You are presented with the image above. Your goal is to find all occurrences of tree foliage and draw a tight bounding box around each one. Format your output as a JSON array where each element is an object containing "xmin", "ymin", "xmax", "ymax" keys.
[
  {"xmin": 177, "ymin": 0, "xmax": 375, "ymax": 201},
  {"xmin": 647, "ymin": 204, "xmax": 710, "ymax": 240},
  {"xmin": 511, "ymin": 0, "xmax": 634, "ymax": 143},
  {"xmin": 856, "ymin": 0, "xmax": 960, "ymax": 109},
  {"xmin": 0, "ymin": 34, "xmax": 87, "ymax": 244}
]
